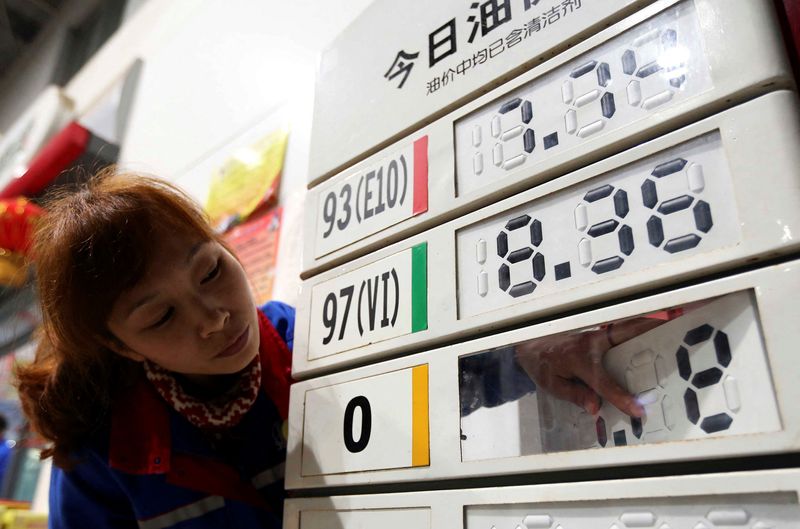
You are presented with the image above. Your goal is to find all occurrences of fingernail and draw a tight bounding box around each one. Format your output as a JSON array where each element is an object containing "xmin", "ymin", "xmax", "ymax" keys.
[{"xmin": 636, "ymin": 390, "xmax": 658, "ymax": 406}]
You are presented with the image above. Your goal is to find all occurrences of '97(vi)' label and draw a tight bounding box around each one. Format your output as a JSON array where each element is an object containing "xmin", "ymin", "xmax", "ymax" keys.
[{"xmin": 308, "ymin": 243, "xmax": 428, "ymax": 360}]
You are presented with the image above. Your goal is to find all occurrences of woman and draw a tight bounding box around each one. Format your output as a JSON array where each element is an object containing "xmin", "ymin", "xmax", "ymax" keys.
[{"xmin": 16, "ymin": 172, "xmax": 293, "ymax": 528}]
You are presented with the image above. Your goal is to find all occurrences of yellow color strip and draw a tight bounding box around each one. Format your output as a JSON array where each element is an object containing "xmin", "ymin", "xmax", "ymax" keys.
[{"xmin": 411, "ymin": 364, "xmax": 430, "ymax": 467}]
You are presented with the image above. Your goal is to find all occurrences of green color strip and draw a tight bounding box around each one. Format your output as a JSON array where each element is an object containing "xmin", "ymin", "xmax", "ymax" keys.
[{"xmin": 411, "ymin": 243, "xmax": 428, "ymax": 333}]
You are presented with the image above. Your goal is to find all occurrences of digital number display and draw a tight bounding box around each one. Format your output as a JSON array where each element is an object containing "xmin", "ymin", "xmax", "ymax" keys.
[
  {"xmin": 456, "ymin": 132, "xmax": 739, "ymax": 319},
  {"xmin": 459, "ymin": 291, "xmax": 779, "ymax": 461},
  {"xmin": 454, "ymin": 1, "xmax": 712, "ymax": 197}
]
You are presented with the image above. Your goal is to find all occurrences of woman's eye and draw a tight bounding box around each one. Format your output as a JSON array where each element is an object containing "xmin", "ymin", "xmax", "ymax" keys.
[
  {"xmin": 151, "ymin": 308, "xmax": 174, "ymax": 329},
  {"xmin": 202, "ymin": 260, "xmax": 221, "ymax": 284}
]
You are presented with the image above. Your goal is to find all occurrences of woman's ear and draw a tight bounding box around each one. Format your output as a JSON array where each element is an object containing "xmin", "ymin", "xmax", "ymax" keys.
[{"xmin": 101, "ymin": 334, "xmax": 145, "ymax": 363}]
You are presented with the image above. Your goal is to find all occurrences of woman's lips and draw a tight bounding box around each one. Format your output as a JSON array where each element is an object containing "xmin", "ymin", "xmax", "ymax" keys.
[{"xmin": 216, "ymin": 326, "xmax": 249, "ymax": 358}]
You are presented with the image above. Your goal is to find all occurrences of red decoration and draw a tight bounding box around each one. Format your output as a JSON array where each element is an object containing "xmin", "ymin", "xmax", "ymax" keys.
[
  {"xmin": 0, "ymin": 198, "xmax": 43, "ymax": 287},
  {"xmin": 0, "ymin": 198, "xmax": 43, "ymax": 255}
]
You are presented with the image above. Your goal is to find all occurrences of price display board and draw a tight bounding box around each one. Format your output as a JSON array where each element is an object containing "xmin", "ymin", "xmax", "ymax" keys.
[
  {"xmin": 286, "ymin": 259, "xmax": 800, "ymax": 488},
  {"xmin": 302, "ymin": 0, "xmax": 794, "ymax": 276},
  {"xmin": 308, "ymin": 0, "xmax": 654, "ymax": 187},
  {"xmin": 293, "ymin": 91, "xmax": 800, "ymax": 378},
  {"xmin": 284, "ymin": 469, "xmax": 800, "ymax": 529}
]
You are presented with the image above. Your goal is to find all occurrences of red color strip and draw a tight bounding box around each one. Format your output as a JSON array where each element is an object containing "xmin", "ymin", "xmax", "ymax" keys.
[
  {"xmin": 0, "ymin": 121, "xmax": 89, "ymax": 199},
  {"xmin": 257, "ymin": 310, "xmax": 292, "ymax": 421},
  {"xmin": 780, "ymin": 0, "xmax": 800, "ymax": 80},
  {"xmin": 167, "ymin": 454, "xmax": 270, "ymax": 511},
  {"xmin": 109, "ymin": 379, "xmax": 171, "ymax": 475},
  {"xmin": 412, "ymin": 136, "xmax": 429, "ymax": 215}
]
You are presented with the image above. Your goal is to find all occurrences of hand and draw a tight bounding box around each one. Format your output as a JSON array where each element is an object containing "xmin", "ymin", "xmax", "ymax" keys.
[{"xmin": 514, "ymin": 317, "xmax": 665, "ymax": 417}]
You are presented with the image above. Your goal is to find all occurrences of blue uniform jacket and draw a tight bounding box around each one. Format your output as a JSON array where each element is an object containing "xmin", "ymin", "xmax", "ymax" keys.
[{"xmin": 49, "ymin": 301, "xmax": 294, "ymax": 529}]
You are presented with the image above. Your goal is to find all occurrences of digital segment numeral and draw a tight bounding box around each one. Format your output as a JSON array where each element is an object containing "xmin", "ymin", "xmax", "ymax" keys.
[
  {"xmin": 497, "ymin": 215, "xmax": 545, "ymax": 297},
  {"xmin": 596, "ymin": 322, "xmax": 735, "ymax": 448},
  {"xmin": 564, "ymin": 60, "xmax": 616, "ymax": 139},
  {"xmin": 677, "ymin": 324, "xmax": 733, "ymax": 433},
  {"xmin": 578, "ymin": 184, "xmax": 633, "ymax": 274}
]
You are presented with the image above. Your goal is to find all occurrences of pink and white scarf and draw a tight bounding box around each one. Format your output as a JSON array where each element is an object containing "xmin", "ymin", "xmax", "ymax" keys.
[{"xmin": 143, "ymin": 354, "xmax": 261, "ymax": 429}]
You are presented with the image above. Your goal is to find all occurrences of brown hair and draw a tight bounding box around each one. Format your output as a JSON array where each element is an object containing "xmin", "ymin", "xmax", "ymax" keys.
[{"xmin": 16, "ymin": 170, "xmax": 221, "ymax": 468}]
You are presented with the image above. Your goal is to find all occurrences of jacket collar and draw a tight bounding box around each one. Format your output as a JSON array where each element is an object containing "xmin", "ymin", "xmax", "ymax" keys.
[{"xmin": 108, "ymin": 309, "xmax": 291, "ymax": 475}]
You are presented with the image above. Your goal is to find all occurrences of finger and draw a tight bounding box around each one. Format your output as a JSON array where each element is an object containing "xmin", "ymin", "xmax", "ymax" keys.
[
  {"xmin": 540, "ymin": 376, "xmax": 602, "ymax": 415},
  {"xmin": 584, "ymin": 369, "xmax": 644, "ymax": 417},
  {"xmin": 608, "ymin": 317, "xmax": 665, "ymax": 345}
]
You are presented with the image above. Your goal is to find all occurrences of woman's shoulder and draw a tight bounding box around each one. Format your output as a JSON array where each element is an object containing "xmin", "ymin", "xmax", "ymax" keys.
[
  {"xmin": 52, "ymin": 421, "xmax": 116, "ymax": 489},
  {"xmin": 258, "ymin": 300, "xmax": 295, "ymax": 350},
  {"xmin": 258, "ymin": 300, "xmax": 294, "ymax": 323}
]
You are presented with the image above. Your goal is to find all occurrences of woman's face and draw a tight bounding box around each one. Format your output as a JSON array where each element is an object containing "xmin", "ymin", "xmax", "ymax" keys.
[{"xmin": 107, "ymin": 232, "xmax": 259, "ymax": 380}]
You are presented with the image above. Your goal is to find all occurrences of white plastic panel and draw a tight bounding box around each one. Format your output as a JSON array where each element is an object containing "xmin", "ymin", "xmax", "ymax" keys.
[
  {"xmin": 465, "ymin": 495, "xmax": 797, "ymax": 529},
  {"xmin": 302, "ymin": 0, "xmax": 793, "ymax": 276},
  {"xmin": 293, "ymin": 91, "xmax": 800, "ymax": 377},
  {"xmin": 287, "ymin": 260, "xmax": 800, "ymax": 488},
  {"xmin": 284, "ymin": 469, "xmax": 800, "ymax": 529},
  {"xmin": 308, "ymin": 0, "xmax": 653, "ymax": 186},
  {"xmin": 300, "ymin": 508, "xmax": 430, "ymax": 529}
]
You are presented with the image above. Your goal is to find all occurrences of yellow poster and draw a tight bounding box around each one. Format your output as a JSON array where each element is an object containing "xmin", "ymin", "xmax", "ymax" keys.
[{"xmin": 205, "ymin": 129, "xmax": 288, "ymax": 230}]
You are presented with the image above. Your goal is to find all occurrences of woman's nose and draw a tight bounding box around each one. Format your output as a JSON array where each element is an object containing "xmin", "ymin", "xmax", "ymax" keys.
[{"xmin": 199, "ymin": 306, "xmax": 229, "ymax": 338}]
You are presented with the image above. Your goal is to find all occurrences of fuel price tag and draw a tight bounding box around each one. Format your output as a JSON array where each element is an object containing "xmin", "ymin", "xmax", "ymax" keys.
[
  {"xmin": 313, "ymin": 137, "xmax": 429, "ymax": 259},
  {"xmin": 308, "ymin": 242, "xmax": 427, "ymax": 360},
  {"xmin": 301, "ymin": 365, "xmax": 430, "ymax": 475}
]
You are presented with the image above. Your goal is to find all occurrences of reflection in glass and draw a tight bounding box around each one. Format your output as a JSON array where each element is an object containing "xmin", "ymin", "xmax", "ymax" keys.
[{"xmin": 458, "ymin": 291, "xmax": 780, "ymax": 462}]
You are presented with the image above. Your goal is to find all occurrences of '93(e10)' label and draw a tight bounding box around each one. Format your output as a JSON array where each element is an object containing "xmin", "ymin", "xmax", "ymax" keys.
[
  {"xmin": 314, "ymin": 136, "xmax": 429, "ymax": 259},
  {"xmin": 307, "ymin": 243, "xmax": 428, "ymax": 360}
]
